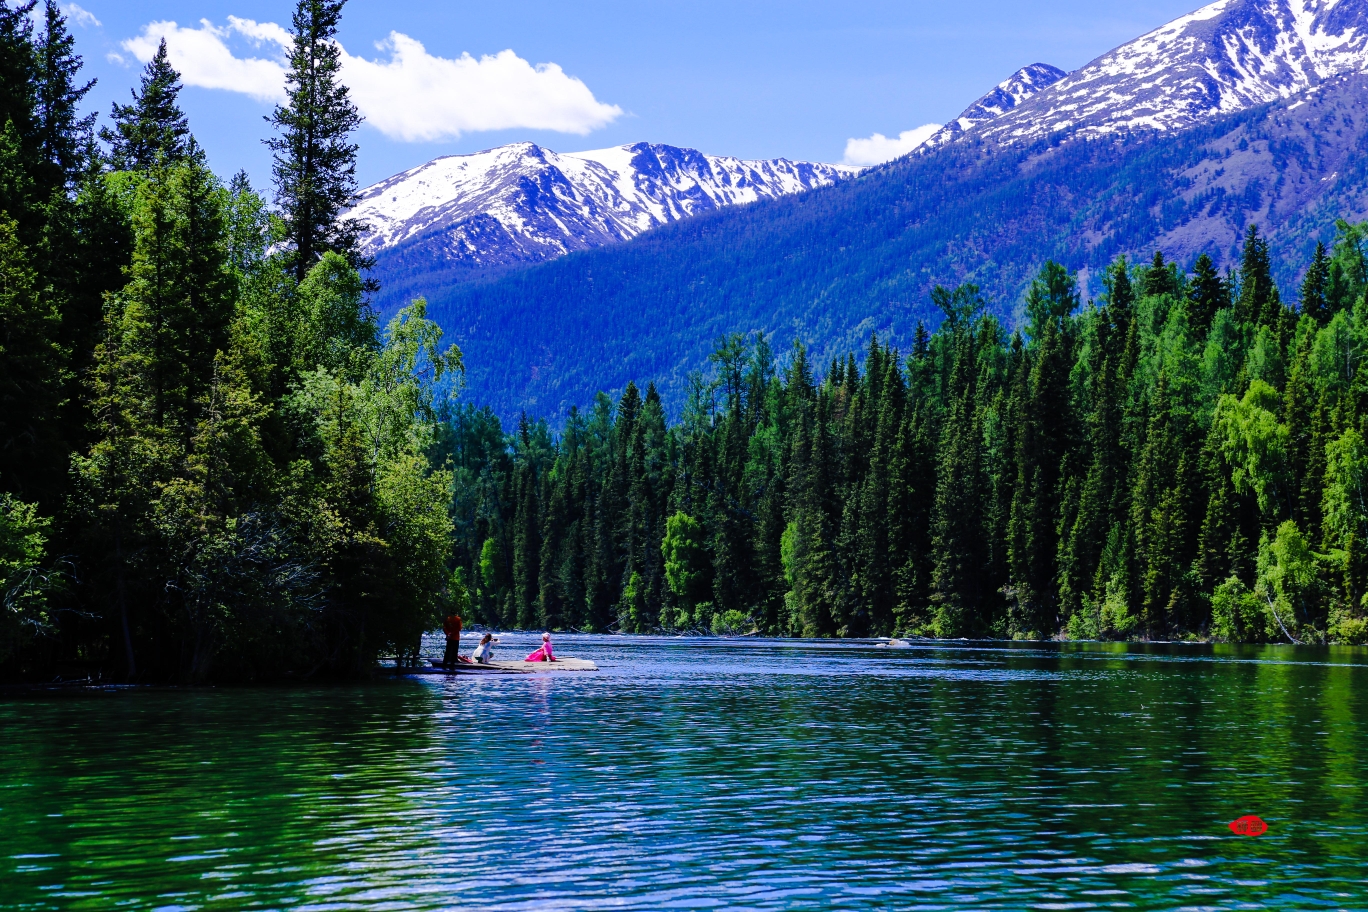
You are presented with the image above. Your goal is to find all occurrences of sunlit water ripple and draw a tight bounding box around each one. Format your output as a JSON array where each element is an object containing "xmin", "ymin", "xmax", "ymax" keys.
[{"xmin": 2, "ymin": 636, "xmax": 1366, "ymax": 910}]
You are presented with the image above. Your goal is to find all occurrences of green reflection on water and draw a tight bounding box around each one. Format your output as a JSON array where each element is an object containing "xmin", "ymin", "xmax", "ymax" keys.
[{"xmin": 1, "ymin": 638, "xmax": 1365, "ymax": 911}]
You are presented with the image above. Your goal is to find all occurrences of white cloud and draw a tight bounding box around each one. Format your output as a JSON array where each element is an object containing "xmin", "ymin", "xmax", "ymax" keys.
[
  {"xmin": 343, "ymin": 34, "xmax": 622, "ymax": 141},
  {"xmin": 123, "ymin": 20, "xmax": 289, "ymax": 103},
  {"xmin": 120, "ymin": 18, "xmax": 622, "ymax": 141},
  {"xmin": 225, "ymin": 15, "xmax": 291, "ymax": 48},
  {"xmin": 63, "ymin": 3, "xmax": 100, "ymax": 28},
  {"xmin": 842, "ymin": 124, "xmax": 942, "ymax": 166}
]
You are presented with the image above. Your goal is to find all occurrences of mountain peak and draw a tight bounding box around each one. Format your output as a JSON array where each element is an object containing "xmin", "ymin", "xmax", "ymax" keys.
[
  {"xmin": 968, "ymin": 0, "xmax": 1368, "ymax": 146},
  {"xmin": 923, "ymin": 63, "xmax": 1069, "ymax": 149},
  {"xmin": 351, "ymin": 142, "xmax": 858, "ymax": 292}
]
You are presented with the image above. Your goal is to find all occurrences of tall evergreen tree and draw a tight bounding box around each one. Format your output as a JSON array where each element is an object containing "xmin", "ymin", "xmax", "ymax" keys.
[
  {"xmin": 1188, "ymin": 253, "xmax": 1225, "ymax": 334},
  {"xmin": 931, "ymin": 324, "xmax": 989, "ymax": 636},
  {"xmin": 0, "ymin": 213, "xmax": 63, "ymax": 500},
  {"xmin": 0, "ymin": 2, "xmax": 38, "ymax": 191},
  {"xmin": 1236, "ymin": 225, "xmax": 1278, "ymax": 328},
  {"xmin": 32, "ymin": 0, "xmax": 91, "ymax": 191},
  {"xmin": 101, "ymin": 39, "xmax": 190, "ymax": 170},
  {"xmin": 1299, "ymin": 242, "xmax": 1330, "ymax": 325},
  {"xmin": 1006, "ymin": 263, "xmax": 1078, "ymax": 636},
  {"xmin": 267, "ymin": 0, "xmax": 368, "ymax": 283}
]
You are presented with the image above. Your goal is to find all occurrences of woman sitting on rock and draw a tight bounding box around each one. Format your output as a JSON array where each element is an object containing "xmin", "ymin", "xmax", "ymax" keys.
[{"xmin": 524, "ymin": 632, "xmax": 556, "ymax": 662}]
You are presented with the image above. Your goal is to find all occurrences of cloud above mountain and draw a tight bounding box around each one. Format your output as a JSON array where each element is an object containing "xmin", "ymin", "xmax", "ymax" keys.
[
  {"xmin": 120, "ymin": 18, "xmax": 623, "ymax": 141},
  {"xmin": 842, "ymin": 124, "xmax": 940, "ymax": 166}
]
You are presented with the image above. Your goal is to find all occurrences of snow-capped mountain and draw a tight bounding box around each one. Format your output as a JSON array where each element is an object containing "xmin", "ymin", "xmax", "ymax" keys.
[
  {"xmin": 965, "ymin": 0, "xmax": 1368, "ymax": 146},
  {"xmin": 922, "ymin": 63, "xmax": 1068, "ymax": 149},
  {"xmin": 351, "ymin": 142, "xmax": 857, "ymax": 271}
]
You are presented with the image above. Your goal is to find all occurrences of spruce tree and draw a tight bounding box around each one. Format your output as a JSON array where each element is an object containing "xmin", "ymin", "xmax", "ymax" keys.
[
  {"xmin": 1006, "ymin": 263, "xmax": 1078, "ymax": 635},
  {"xmin": 1058, "ymin": 270, "xmax": 1131, "ymax": 625},
  {"xmin": 0, "ymin": 213, "xmax": 63, "ymax": 500},
  {"xmin": 267, "ymin": 0, "xmax": 368, "ymax": 283},
  {"xmin": 930, "ymin": 327, "xmax": 988, "ymax": 636},
  {"xmin": 1299, "ymin": 242, "xmax": 1330, "ymax": 324},
  {"xmin": 102, "ymin": 39, "xmax": 190, "ymax": 171},
  {"xmin": 1188, "ymin": 253, "xmax": 1225, "ymax": 334},
  {"xmin": 1236, "ymin": 225, "xmax": 1278, "ymax": 328},
  {"xmin": 1143, "ymin": 251, "xmax": 1176, "ymax": 298},
  {"xmin": 33, "ymin": 0, "xmax": 92, "ymax": 191},
  {"xmin": 1327, "ymin": 220, "xmax": 1367, "ymax": 314},
  {"xmin": 0, "ymin": 3, "xmax": 37, "ymax": 184}
]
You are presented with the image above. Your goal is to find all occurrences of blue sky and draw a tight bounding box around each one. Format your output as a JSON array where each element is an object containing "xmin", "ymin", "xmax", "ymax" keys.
[{"xmin": 68, "ymin": 0, "xmax": 1205, "ymax": 191}]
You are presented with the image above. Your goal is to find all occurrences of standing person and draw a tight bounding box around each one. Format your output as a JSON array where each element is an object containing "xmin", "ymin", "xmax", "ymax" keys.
[
  {"xmin": 472, "ymin": 633, "xmax": 498, "ymax": 664},
  {"xmin": 442, "ymin": 614, "xmax": 462, "ymax": 668},
  {"xmin": 525, "ymin": 632, "xmax": 555, "ymax": 663}
]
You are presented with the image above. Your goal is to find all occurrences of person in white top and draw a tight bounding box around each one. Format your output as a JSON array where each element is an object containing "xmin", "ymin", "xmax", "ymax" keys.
[{"xmin": 471, "ymin": 633, "xmax": 498, "ymax": 664}]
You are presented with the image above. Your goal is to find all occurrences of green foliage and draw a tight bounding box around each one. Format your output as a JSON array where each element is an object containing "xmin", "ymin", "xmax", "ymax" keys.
[
  {"xmin": 0, "ymin": 212, "xmax": 63, "ymax": 497},
  {"xmin": 100, "ymin": 38, "xmax": 190, "ymax": 170},
  {"xmin": 1215, "ymin": 380, "xmax": 1289, "ymax": 517},
  {"xmin": 433, "ymin": 220, "xmax": 1368, "ymax": 646},
  {"xmin": 662, "ymin": 511, "xmax": 709, "ymax": 615},
  {"xmin": 12, "ymin": 0, "xmax": 1368, "ymax": 680},
  {"xmin": 1255, "ymin": 521, "xmax": 1325, "ymax": 644},
  {"xmin": 1210, "ymin": 575, "xmax": 1265, "ymax": 643},
  {"xmin": 710, "ymin": 609, "xmax": 751, "ymax": 636},
  {"xmin": 267, "ymin": 0, "xmax": 367, "ymax": 282},
  {"xmin": 0, "ymin": 491, "xmax": 50, "ymax": 662}
]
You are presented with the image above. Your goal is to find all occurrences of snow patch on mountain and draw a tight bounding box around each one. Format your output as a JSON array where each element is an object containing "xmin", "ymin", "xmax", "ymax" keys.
[
  {"xmin": 923, "ymin": 63, "xmax": 1069, "ymax": 149},
  {"xmin": 966, "ymin": 0, "xmax": 1368, "ymax": 145},
  {"xmin": 350, "ymin": 142, "xmax": 858, "ymax": 267}
]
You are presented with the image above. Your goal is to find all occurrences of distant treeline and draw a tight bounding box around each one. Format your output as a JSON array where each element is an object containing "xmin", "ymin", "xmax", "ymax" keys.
[
  {"xmin": 446, "ymin": 224, "xmax": 1368, "ymax": 644},
  {"xmin": 1, "ymin": 1, "xmax": 462, "ymax": 682}
]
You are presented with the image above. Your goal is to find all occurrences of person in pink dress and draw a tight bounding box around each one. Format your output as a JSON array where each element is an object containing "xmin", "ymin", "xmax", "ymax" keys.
[{"xmin": 525, "ymin": 632, "xmax": 556, "ymax": 662}]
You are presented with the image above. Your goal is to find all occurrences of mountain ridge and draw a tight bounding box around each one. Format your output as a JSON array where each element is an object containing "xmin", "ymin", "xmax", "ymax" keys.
[
  {"xmin": 352, "ymin": 141, "xmax": 856, "ymax": 310},
  {"xmin": 424, "ymin": 74, "xmax": 1368, "ymax": 422},
  {"xmin": 366, "ymin": 0, "xmax": 1368, "ymax": 421},
  {"xmin": 922, "ymin": 63, "xmax": 1070, "ymax": 149},
  {"xmin": 962, "ymin": 0, "xmax": 1368, "ymax": 147}
]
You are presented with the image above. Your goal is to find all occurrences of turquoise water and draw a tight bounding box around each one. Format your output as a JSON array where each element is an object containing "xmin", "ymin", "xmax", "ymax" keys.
[{"xmin": 2, "ymin": 636, "xmax": 1366, "ymax": 910}]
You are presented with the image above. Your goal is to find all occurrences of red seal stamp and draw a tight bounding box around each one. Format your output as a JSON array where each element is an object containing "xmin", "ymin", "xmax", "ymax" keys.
[{"xmin": 1228, "ymin": 815, "xmax": 1267, "ymax": 836}]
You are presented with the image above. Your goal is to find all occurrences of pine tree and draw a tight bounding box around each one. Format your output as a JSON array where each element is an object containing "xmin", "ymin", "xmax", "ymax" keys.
[
  {"xmin": 1236, "ymin": 225, "xmax": 1278, "ymax": 328},
  {"xmin": 1058, "ymin": 262, "xmax": 1133, "ymax": 625},
  {"xmin": 1299, "ymin": 242, "xmax": 1330, "ymax": 325},
  {"xmin": 1188, "ymin": 253, "xmax": 1225, "ymax": 334},
  {"xmin": 1130, "ymin": 371, "xmax": 1199, "ymax": 635},
  {"xmin": 1143, "ymin": 251, "xmax": 1177, "ymax": 298},
  {"xmin": 930, "ymin": 328, "xmax": 989, "ymax": 636},
  {"xmin": 1006, "ymin": 262, "xmax": 1078, "ymax": 636},
  {"xmin": 1326, "ymin": 220, "xmax": 1367, "ymax": 316},
  {"xmin": 101, "ymin": 39, "xmax": 190, "ymax": 170},
  {"xmin": 0, "ymin": 3, "xmax": 38, "ymax": 195},
  {"xmin": 512, "ymin": 415, "xmax": 541, "ymax": 629},
  {"xmin": 0, "ymin": 213, "xmax": 63, "ymax": 500},
  {"xmin": 32, "ymin": 0, "xmax": 92, "ymax": 191},
  {"xmin": 267, "ymin": 0, "xmax": 368, "ymax": 283}
]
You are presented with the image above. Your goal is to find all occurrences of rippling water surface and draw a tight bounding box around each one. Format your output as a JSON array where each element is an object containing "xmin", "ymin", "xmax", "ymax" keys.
[{"xmin": 3, "ymin": 637, "xmax": 1367, "ymax": 910}]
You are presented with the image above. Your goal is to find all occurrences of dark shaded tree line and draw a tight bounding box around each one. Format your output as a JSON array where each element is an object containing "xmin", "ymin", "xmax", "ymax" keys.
[
  {"xmin": 1, "ymin": 0, "xmax": 462, "ymax": 682},
  {"xmin": 447, "ymin": 225, "xmax": 1368, "ymax": 644}
]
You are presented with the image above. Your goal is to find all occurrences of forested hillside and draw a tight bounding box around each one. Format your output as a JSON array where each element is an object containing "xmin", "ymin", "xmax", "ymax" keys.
[
  {"xmin": 412, "ymin": 75, "xmax": 1368, "ymax": 421},
  {"xmin": 444, "ymin": 227, "xmax": 1368, "ymax": 644},
  {"xmin": 1, "ymin": 1, "xmax": 462, "ymax": 683},
  {"xmin": 7, "ymin": 0, "xmax": 1368, "ymax": 687}
]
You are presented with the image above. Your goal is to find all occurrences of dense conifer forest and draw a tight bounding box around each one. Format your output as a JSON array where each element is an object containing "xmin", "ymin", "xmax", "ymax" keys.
[
  {"xmin": 445, "ymin": 228, "xmax": 1368, "ymax": 646},
  {"xmin": 4, "ymin": 1, "xmax": 1368, "ymax": 687},
  {"xmin": 0, "ymin": 0, "xmax": 462, "ymax": 682}
]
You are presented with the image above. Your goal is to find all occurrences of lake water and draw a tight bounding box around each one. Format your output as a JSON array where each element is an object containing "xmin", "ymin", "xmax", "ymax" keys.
[{"xmin": 2, "ymin": 636, "xmax": 1367, "ymax": 911}]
